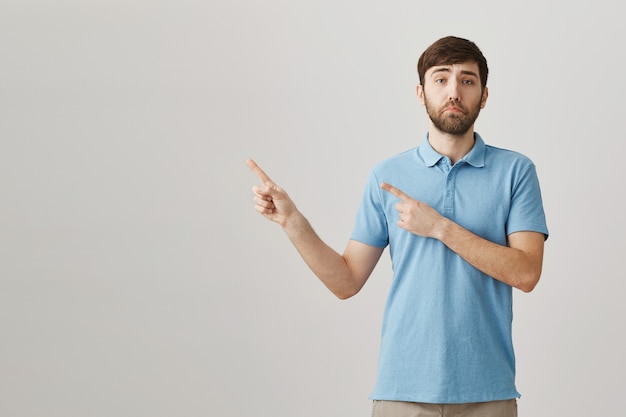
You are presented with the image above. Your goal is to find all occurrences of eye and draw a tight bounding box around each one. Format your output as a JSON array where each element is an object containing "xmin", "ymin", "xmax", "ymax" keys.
[
  {"xmin": 435, "ymin": 78, "xmax": 446, "ymax": 84},
  {"xmin": 462, "ymin": 79, "xmax": 474, "ymax": 85}
]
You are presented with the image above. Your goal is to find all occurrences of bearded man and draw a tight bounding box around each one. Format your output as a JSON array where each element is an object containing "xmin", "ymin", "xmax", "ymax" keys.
[{"xmin": 247, "ymin": 36, "xmax": 549, "ymax": 417}]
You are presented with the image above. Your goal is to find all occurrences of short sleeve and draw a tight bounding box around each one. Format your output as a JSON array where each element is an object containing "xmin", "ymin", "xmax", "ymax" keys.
[
  {"xmin": 350, "ymin": 170, "xmax": 390, "ymax": 248},
  {"xmin": 506, "ymin": 163, "xmax": 549, "ymax": 240}
]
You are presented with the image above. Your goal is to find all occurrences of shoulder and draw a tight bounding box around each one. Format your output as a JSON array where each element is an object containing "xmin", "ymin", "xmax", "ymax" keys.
[
  {"xmin": 485, "ymin": 143, "xmax": 532, "ymax": 161},
  {"xmin": 371, "ymin": 147, "xmax": 419, "ymax": 173},
  {"xmin": 484, "ymin": 144, "xmax": 536, "ymax": 172}
]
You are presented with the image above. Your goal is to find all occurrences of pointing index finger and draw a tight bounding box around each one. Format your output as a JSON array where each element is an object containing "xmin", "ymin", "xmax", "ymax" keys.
[
  {"xmin": 246, "ymin": 158, "xmax": 273, "ymax": 184},
  {"xmin": 381, "ymin": 182, "xmax": 410, "ymax": 200}
]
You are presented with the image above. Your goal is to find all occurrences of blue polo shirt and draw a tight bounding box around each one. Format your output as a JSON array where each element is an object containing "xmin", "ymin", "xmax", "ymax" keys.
[{"xmin": 351, "ymin": 133, "xmax": 549, "ymax": 404}]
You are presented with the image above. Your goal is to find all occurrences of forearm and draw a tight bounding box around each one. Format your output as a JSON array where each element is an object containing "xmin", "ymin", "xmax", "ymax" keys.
[
  {"xmin": 434, "ymin": 219, "xmax": 543, "ymax": 292},
  {"xmin": 282, "ymin": 212, "xmax": 362, "ymax": 299}
]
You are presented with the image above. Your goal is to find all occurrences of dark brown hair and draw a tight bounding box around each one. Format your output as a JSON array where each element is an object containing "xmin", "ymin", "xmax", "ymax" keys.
[{"xmin": 417, "ymin": 36, "xmax": 488, "ymax": 90}]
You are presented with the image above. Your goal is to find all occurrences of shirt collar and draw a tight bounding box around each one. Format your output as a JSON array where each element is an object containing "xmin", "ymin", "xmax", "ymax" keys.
[{"xmin": 418, "ymin": 132, "xmax": 486, "ymax": 168}]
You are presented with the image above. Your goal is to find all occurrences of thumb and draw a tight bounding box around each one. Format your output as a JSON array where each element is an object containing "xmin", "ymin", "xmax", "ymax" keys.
[{"xmin": 253, "ymin": 183, "xmax": 285, "ymax": 199}]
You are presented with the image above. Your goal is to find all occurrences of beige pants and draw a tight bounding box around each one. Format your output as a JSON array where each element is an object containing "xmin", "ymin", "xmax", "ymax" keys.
[{"xmin": 371, "ymin": 399, "xmax": 517, "ymax": 417}]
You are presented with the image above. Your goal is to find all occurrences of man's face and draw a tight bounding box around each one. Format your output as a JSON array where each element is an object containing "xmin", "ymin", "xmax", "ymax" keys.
[{"xmin": 418, "ymin": 62, "xmax": 488, "ymax": 136}]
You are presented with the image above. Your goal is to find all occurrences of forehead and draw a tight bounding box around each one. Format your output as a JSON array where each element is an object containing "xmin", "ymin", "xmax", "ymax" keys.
[{"xmin": 425, "ymin": 62, "xmax": 480, "ymax": 78}]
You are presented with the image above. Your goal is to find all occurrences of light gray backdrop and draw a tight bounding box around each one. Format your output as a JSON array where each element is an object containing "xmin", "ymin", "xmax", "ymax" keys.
[{"xmin": 1, "ymin": 1, "xmax": 623, "ymax": 416}]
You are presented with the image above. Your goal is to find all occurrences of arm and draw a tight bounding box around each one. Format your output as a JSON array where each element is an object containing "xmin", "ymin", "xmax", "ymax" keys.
[
  {"xmin": 247, "ymin": 159, "xmax": 384, "ymax": 299},
  {"xmin": 434, "ymin": 223, "xmax": 544, "ymax": 292},
  {"xmin": 381, "ymin": 182, "xmax": 544, "ymax": 292}
]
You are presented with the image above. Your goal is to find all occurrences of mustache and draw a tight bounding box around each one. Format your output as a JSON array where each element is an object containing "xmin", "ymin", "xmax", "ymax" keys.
[{"xmin": 441, "ymin": 100, "xmax": 467, "ymax": 114}]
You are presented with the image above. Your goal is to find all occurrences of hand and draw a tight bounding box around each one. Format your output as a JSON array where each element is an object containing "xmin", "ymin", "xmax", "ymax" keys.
[
  {"xmin": 246, "ymin": 158, "xmax": 298, "ymax": 227},
  {"xmin": 380, "ymin": 182, "xmax": 445, "ymax": 239}
]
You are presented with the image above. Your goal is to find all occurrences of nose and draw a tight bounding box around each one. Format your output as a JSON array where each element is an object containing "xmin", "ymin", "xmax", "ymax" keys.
[{"xmin": 447, "ymin": 81, "xmax": 461, "ymax": 101}]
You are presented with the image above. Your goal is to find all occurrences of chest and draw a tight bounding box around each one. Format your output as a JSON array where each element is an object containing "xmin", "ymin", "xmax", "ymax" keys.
[{"xmin": 382, "ymin": 164, "xmax": 513, "ymax": 243}]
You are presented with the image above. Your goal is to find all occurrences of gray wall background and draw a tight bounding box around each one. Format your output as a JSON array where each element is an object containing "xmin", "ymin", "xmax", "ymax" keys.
[{"xmin": 1, "ymin": 1, "xmax": 623, "ymax": 416}]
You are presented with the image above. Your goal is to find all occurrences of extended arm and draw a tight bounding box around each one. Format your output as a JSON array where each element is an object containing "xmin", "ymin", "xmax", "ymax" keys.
[
  {"xmin": 381, "ymin": 182, "xmax": 544, "ymax": 292},
  {"xmin": 247, "ymin": 159, "xmax": 384, "ymax": 299}
]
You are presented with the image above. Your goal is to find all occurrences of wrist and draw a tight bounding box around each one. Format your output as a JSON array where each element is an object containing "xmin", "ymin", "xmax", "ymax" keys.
[
  {"xmin": 432, "ymin": 216, "xmax": 452, "ymax": 241},
  {"xmin": 281, "ymin": 210, "xmax": 306, "ymax": 232}
]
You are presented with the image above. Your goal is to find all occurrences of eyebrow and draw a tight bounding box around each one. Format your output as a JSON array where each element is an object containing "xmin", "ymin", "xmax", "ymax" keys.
[{"xmin": 430, "ymin": 67, "xmax": 479, "ymax": 78}]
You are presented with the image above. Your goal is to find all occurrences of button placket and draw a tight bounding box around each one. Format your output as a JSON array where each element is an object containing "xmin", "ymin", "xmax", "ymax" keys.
[{"xmin": 443, "ymin": 166, "xmax": 457, "ymax": 215}]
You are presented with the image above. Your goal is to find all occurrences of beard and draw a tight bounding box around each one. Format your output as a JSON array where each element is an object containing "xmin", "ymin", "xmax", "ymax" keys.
[{"xmin": 423, "ymin": 93, "xmax": 483, "ymax": 136}]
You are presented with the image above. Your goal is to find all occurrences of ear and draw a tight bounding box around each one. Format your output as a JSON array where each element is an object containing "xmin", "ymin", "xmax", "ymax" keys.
[
  {"xmin": 480, "ymin": 86, "xmax": 489, "ymax": 109},
  {"xmin": 416, "ymin": 85, "xmax": 425, "ymax": 105}
]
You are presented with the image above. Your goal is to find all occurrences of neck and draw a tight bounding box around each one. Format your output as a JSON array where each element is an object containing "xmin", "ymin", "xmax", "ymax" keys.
[{"xmin": 427, "ymin": 125, "xmax": 476, "ymax": 165}]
